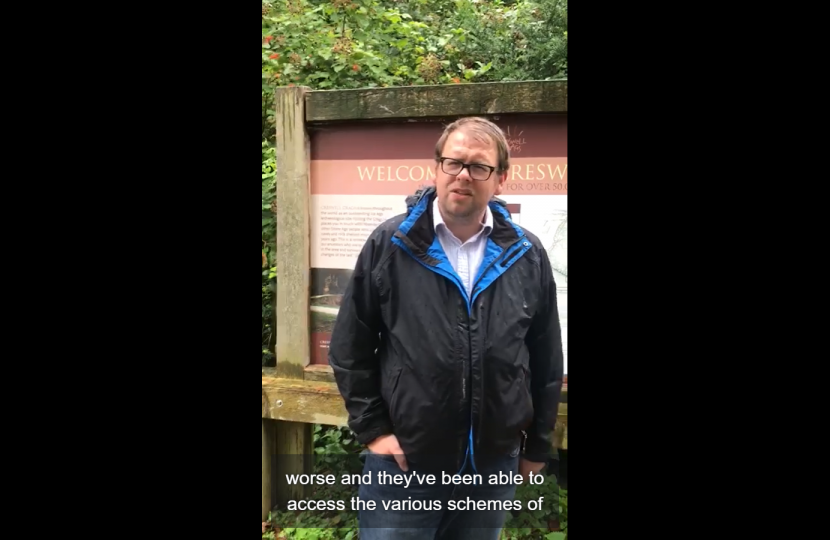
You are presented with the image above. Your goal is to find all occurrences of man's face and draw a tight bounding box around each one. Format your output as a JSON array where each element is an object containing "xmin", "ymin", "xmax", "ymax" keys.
[{"xmin": 434, "ymin": 130, "xmax": 506, "ymax": 222}]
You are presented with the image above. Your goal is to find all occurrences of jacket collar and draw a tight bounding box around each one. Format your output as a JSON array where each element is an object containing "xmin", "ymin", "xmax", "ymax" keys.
[{"xmin": 398, "ymin": 187, "xmax": 524, "ymax": 256}]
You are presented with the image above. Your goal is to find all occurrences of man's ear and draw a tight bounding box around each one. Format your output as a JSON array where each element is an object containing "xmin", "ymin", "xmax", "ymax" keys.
[
  {"xmin": 430, "ymin": 162, "xmax": 439, "ymax": 186},
  {"xmin": 494, "ymin": 171, "xmax": 508, "ymax": 196}
]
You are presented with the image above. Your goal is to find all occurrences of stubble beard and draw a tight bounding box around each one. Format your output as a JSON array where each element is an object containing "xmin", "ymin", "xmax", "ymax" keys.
[{"xmin": 439, "ymin": 197, "xmax": 484, "ymax": 226}]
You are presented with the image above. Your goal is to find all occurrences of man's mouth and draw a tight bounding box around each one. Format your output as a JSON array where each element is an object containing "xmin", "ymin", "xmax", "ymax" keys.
[{"xmin": 451, "ymin": 189, "xmax": 473, "ymax": 196}]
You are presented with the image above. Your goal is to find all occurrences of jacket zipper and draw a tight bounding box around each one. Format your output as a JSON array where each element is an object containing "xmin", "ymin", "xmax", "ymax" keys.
[
  {"xmin": 394, "ymin": 233, "xmax": 474, "ymax": 472},
  {"xmin": 521, "ymin": 430, "xmax": 528, "ymax": 455},
  {"xmin": 468, "ymin": 236, "xmax": 531, "ymax": 451},
  {"xmin": 395, "ymin": 228, "xmax": 531, "ymax": 471}
]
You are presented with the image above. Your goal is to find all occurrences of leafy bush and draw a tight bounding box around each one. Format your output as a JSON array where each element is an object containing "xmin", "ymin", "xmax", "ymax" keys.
[{"xmin": 262, "ymin": 140, "xmax": 276, "ymax": 366}]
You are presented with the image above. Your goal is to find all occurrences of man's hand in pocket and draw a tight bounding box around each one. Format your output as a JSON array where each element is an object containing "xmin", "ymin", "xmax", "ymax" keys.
[{"xmin": 368, "ymin": 434, "xmax": 409, "ymax": 472}]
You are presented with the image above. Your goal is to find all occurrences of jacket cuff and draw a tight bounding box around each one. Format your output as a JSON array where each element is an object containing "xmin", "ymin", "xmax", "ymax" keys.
[
  {"xmin": 523, "ymin": 437, "xmax": 552, "ymax": 464},
  {"xmin": 355, "ymin": 420, "xmax": 395, "ymax": 446}
]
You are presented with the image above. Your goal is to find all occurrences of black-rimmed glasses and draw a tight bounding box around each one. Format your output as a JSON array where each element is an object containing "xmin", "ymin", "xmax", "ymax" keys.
[{"xmin": 439, "ymin": 157, "xmax": 498, "ymax": 181}]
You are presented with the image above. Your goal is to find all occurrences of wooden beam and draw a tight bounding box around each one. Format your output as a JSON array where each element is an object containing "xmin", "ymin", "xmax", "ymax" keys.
[
  {"xmin": 262, "ymin": 376, "xmax": 568, "ymax": 449},
  {"xmin": 275, "ymin": 85, "xmax": 312, "ymax": 379},
  {"xmin": 303, "ymin": 364, "xmax": 336, "ymax": 382},
  {"xmin": 262, "ymin": 377, "xmax": 350, "ymax": 427},
  {"xmin": 261, "ymin": 419, "xmax": 275, "ymax": 521},
  {"xmin": 304, "ymin": 365, "xmax": 568, "ymax": 401},
  {"xmin": 270, "ymin": 86, "xmax": 314, "ymax": 514},
  {"xmin": 305, "ymin": 80, "xmax": 567, "ymax": 123},
  {"xmin": 274, "ymin": 422, "xmax": 313, "ymax": 508},
  {"xmin": 556, "ymin": 405, "xmax": 568, "ymax": 451}
]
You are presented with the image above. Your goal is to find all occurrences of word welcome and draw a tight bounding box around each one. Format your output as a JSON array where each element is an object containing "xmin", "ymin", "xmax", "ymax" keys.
[{"xmin": 356, "ymin": 163, "xmax": 567, "ymax": 183}]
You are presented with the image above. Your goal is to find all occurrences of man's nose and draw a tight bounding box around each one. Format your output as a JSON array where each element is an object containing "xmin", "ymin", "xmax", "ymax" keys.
[{"xmin": 456, "ymin": 168, "xmax": 474, "ymax": 182}]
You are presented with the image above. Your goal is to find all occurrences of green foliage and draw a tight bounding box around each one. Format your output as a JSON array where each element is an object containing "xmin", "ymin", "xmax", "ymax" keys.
[
  {"xmin": 261, "ymin": 0, "xmax": 567, "ymax": 366},
  {"xmin": 503, "ymin": 474, "xmax": 568, "ymax": 539},
  {"xmin": 262, "ymin": 140, "xmax": 277, "ymax": 366}
]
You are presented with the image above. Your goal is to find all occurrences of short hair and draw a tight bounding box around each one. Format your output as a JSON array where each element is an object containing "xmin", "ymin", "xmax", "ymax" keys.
[{"xmin": 434, "ymin": 117, "xmax": 510, "ymax": 173}]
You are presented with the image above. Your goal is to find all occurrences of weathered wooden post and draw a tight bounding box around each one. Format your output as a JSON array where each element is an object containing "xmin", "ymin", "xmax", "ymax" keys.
[
  {"xmin": 261, "ymin": 417, "xmax": 274, "ymax": 521},
  {"xmin": 262, "ymin": 85, "xmax": 315, "ymax": 521}
]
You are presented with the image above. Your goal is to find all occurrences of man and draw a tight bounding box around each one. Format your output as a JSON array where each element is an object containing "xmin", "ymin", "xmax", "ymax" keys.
[{"xmin": 329, "ymin": 117, "xmax": 564, "ymax": 539}]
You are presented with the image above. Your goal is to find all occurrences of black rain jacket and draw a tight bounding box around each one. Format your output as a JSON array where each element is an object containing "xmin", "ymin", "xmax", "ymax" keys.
[{"xmin": 329, "ymin": 187, "xmax": 564, "ymax": 475}]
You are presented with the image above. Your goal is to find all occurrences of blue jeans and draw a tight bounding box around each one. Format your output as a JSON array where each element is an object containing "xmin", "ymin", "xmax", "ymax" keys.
[{"xmin": 357, "ymin": 450, "xmax": 520, "ymax": 540}]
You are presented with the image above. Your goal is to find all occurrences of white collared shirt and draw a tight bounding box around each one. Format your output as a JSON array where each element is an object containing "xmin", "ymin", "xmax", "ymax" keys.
[{"xmin": 433, "ymin": 198, "xmax": 494, "ymax": 299}]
